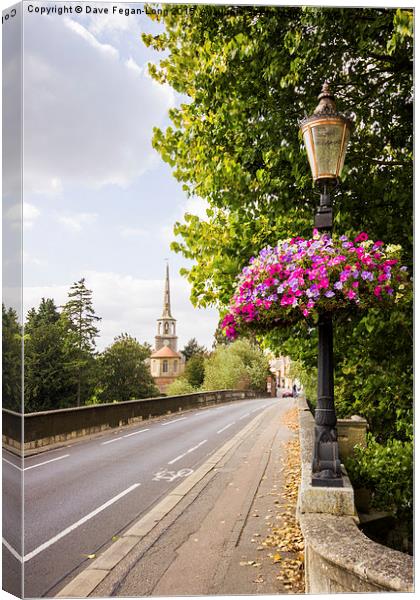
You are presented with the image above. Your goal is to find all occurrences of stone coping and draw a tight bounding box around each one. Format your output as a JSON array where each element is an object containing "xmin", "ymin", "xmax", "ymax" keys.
[
  {"xmin": 300, "ymin": 513, "xmax": 414, "ymax": 592},
  {"xmin": 297, "ymin": 395, "xmax": 414, "ymax": 593}
]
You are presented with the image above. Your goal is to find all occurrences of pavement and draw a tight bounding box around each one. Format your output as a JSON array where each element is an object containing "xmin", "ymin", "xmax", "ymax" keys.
[{"xmin": 55, "ymin": 396, "xmax": 301, "ymax": 598}]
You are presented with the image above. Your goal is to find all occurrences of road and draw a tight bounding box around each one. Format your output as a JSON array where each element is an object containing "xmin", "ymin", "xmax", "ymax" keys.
[{"xmin": 2, "ymin": 397, "xmax": 279, "ymax": 597}]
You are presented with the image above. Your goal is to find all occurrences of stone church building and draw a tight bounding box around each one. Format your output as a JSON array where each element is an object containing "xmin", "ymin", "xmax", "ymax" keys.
[{"xmin": 150, "ymin": 264, "xmax": 185, "ymax": 393}]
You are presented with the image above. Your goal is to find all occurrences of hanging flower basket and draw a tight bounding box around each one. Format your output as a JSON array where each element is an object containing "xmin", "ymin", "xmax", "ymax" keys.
[{"xmin": 220, "ymin": 230, "xmax": 410, "ymax": 340}]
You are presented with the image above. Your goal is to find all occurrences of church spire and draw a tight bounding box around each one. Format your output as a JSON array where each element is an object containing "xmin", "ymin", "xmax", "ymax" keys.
[{"xmin": 162, "ymin": 261, "xmax": 172, "ymax": 318}]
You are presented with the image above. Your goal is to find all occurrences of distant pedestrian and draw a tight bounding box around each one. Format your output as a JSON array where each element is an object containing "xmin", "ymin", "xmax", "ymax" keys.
[{"xmin": 292, "ymin": 384, "xmax": 297, "ymax": 398}]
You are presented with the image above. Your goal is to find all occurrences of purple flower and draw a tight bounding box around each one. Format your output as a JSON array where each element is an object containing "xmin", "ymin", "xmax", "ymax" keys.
[
  {"xmin": 325, "ymin": 290, "xmax": 335, "ymax": 298},
  {"xmin": 334, "ymin": 281, "xmax": 343, "ymax": 290}
]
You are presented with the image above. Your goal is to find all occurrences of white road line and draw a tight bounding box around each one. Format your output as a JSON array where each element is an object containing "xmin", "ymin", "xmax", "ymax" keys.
[
  {"xmin": 161, "ymin": 417, "xmax": 187, "ymax": 426},
  {"xmin": 23, "ymin": 483, "xmax": 141, "ymax": 562},
  {"xmin": 24, "ymin": 454, "xmax": 70, "ymax": 471},
  {"xmin": 101, "ymin": 437, "xmax": 123, "ymax": 445},
  {"xmin": 187, "ymin": 440, "xmax": 207, "ymax": 453},
  {"xmin": 168, "ymin": 440, "xmax": 208, "ymax": 465},
  {"xmin": 2, "ymin": 538, "xmax": 22, "ymax": 562},
  {"xmin": 217, "ymin": 423, "xmax": 234, "ymax": 434},
  {"xmin": 123, "ymin": 428, "xmax": 150, "ymax": 438},
  {"xmin": 239, "ymin": 413, "xmax": 250, "ymax": 420},
  {"xmin": 2, "ymin": 458, "xmax": 22, "ymax": 471},
  {"xmin": 168, "ymin": 452, "xmax": 187, "ymax": 465}
]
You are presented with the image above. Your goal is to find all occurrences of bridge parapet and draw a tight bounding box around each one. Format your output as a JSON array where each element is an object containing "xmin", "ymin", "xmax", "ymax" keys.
[
  {"xmin": 296, "ymin": 396, "xmax": 413, "ymax": 593},
  {"xmin": 2, "ymin": 390, "xmax": 263, "ymax": 455}
]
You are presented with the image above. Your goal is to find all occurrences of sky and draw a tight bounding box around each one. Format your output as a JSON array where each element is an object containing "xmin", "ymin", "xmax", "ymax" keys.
[{"xmin": 3, "ymin": 1, "xmax": 219, "ymax": 351}]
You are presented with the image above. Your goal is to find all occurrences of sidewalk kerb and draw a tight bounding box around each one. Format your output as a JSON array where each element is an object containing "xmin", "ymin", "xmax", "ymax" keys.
[{"xmin": 56, "ymin": 402, "xmax": 275, "ymax": 598}]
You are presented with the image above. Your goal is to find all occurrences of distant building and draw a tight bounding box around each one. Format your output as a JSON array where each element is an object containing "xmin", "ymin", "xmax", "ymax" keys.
[
  {"xmin": 269, "ymin": 355, "xmax": 293, "ymax": 395},
  {"xmin": 150, "ymin": 264, "xmax": 185, "ymax": 393}
]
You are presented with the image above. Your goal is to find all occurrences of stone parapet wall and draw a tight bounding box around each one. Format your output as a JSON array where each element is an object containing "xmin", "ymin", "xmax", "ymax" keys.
[
  {"xmin": 2, "ymin": 390, "xmax": 263, "ymax": 454},
  {"xmin": 296, "ymin": 396, "xmax": 413, "ymax": 593}
]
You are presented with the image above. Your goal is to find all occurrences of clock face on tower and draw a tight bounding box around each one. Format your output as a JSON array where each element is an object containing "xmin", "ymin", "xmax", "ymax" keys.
[{"xmin": 163, "ymin": 340, "xmax": 170, "ymax": 346}]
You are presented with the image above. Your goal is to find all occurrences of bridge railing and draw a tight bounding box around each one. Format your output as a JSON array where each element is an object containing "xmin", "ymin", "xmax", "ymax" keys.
[{"xmin": 2, "ymin": 389, "xmax": 265, "ymax": 454}]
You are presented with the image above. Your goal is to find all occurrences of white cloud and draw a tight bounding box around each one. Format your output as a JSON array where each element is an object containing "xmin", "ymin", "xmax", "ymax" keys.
[
  {"xmin": 5, "ymin": 201, "xmax": 41, "ymax": 229},
  {"xmin": 86, "ymin": 4, "xmax": 141, "ymax": 36},
  {"xmin": 23, "ymin": 14, "xmax": 175, "ymax": 194},
  {"xmin": 64, "ymin": 18, "xmax": 119, "ymax": 58},
  {"xmin": 57, "ymin": 212, "xmax": 98, "ymax": 232},
  {"xmin": 23, "ymin": 270, "xmax": 219, "ymax": 351},
  {"xmin": 125, "ymin": 56, "xmax": 143, "ymax": 76}
]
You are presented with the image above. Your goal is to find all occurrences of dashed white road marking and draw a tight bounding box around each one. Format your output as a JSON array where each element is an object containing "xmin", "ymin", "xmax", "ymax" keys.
[
  {"xmin": 2, "ymin": 458, "xmax": 22, "ymax": 471},
  {"xmin": 4, "ymin": 454, "xmax": 71, "ymax": 472},
  {"xmin": 217, "ymin": 423, "xmax": 235, "ymax": 434},
  {"xmin": 2, "ymin": 538, "xmax": 22, "ymax": 562},
  {"xmin": 101, "ymin": 437, "xmax": 123, "ymax": 445},
  {"xmin": 239, "ymin": 413, "xmax": 250, "ymax": 420},
  {"xmin": 23, "ymin": 483, "xmax": 141, "ymax": 562},
  {"xmin": 24, "ymin": 454, "xmax": 70, "ymax": 471},
  {"xmin": 123, "ymin": 428, "xmax": 150, "ymax": 438},
  {"xmin": 168, "ymin": 440, "xmax": 208, "ymax": 465},
  {"xmin": 161, "ymin": 417, "xmax": 187, "ymax": 426}
]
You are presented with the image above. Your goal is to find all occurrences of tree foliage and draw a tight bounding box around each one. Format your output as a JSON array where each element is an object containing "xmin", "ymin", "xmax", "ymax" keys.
[
  {"xmin": 184, "ymin": 353, "xmax": 206, "ymax": 388},
  {"xmin": 2, "ymin": 304, "xmax": 22, "ymax": 411},
  {"xmin": 143, "ymin": 6, "xmax": 413, "ymax": 306},
  {"xmin": 24, "ymin": 299, "xmax": 80, "ymax": 412},
  {"xmin": 62, "ymin": 278, "xmax": 101, "ymax": 406},
  {"xmin": 203, "ymin": 339, "xmax": 269, "ymax": 392},
  {"xmin": 181, "ymin": 337, "xmax": 207, "ymax": 361},
  {"xmin": 97, "ymin": 334, "xmax": 159, "ymax": 403},
  {"xmin": 166, "ymin": 377, "xmax": 196, "ymax": 396}
]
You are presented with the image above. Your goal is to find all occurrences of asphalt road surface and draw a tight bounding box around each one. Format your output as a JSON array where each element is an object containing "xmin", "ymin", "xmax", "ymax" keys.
[{"xmin": 2, "ymin": 397, "xmax": 279, "ymax": 597}]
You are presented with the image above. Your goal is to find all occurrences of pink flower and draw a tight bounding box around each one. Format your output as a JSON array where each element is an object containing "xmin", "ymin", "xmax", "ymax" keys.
[
  {"xmin": 347, "ymin": 290, "xmax": 357, "ymax": 300},
  {"xmin": 354, "ymin": 232, "xmax": 369, "ymax": 243},
  {"xmin": 374, "ymin": 286, "xmax": 382, "ymax": 297}
]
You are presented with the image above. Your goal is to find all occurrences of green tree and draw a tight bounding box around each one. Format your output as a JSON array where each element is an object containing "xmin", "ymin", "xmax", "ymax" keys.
[
  {"xmin": 143, "ymin": 7, "xmax": 413, "ymax": 306},
  {"xmin": 62, "ymin": 278, "xmax": 101, "ymax": 406},
  {"xmin": 97, "ymin": 334, "xmax": 159, "ymax": 402},
  {"xmin": 184, "ymin": 353, "xmax": 206, "ymax": 388},
  {"xmin": 24, "ymin": 299, "xmax": 79, "ymax": 412},
  {"xmin": 166, "ymin": 377, "xmax": 196, "ymax": 396},
  {"xmin": 181, "ymin": 337, "xmax": 207, "ymax": 361},
  {"xmin": 2, "ymin": 304, "xmax": 22, "ymax": 412},
  {"xmin": 202, "ymin": 339, "xmax": 269, "ymax": 392}
]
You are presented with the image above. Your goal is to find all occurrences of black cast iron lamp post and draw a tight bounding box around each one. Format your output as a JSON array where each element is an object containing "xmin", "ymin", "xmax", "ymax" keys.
[{"xmin": 299, "ymin": 82, "xmax": 353, "ymax": 487}]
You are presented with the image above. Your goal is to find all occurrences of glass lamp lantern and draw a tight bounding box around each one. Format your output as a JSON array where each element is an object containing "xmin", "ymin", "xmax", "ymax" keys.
[{"xmin": 300, "ymin": 82, "xmax": 353, "ymax": 184}]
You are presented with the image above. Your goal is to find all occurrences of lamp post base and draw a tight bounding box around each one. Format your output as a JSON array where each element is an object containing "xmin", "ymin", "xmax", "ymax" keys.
[{"xmin": 312, "ymin": 471, "xmax": 344, "ymax": 488}]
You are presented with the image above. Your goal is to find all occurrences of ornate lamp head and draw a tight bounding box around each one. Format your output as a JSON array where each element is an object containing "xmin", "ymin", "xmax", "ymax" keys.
[{"xmin": 300, "ymin": 82, "xmax": 353, "ymax": 184}]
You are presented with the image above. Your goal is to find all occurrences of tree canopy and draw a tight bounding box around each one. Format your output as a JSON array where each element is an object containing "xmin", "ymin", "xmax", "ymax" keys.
[
  {"xmin": 97, "ymin": 334, "xmax": 159, "ymax": 402},
  {"xmin": 143, "ymin": 6, "xmax": 413, "ymax": 308}
]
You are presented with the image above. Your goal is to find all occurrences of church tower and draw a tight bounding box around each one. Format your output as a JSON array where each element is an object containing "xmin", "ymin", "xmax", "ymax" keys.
[
  {"xmin": 150, "ymin": 263, "xmax": 184, "ymax": 394},
  {"xmin": 154, "ymin": 263, "xmax": 178, "ymax": 352}
]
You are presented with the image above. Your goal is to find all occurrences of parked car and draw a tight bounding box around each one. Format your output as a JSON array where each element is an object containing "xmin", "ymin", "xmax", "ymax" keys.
[{"xmin": 281, "ymin": 389, "xmax": 293, "ymax": 397}]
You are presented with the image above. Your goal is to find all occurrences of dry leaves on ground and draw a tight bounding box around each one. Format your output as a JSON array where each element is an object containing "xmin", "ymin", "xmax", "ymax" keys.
[{"xmin": 263, "ymin": 407, "xmax": 305, "ymax": 593}]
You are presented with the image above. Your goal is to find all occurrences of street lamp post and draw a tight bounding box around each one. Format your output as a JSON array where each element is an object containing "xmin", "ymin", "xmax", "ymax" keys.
[{"xmin": 300, "ymin": 83, "xmax": 353, "ymax": 487}]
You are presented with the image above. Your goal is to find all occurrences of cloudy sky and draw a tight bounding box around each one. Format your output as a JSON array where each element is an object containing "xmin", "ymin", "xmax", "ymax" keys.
[{"xmin": 3, "ymin": 1, "xmax": 219, "ymax": 350}]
